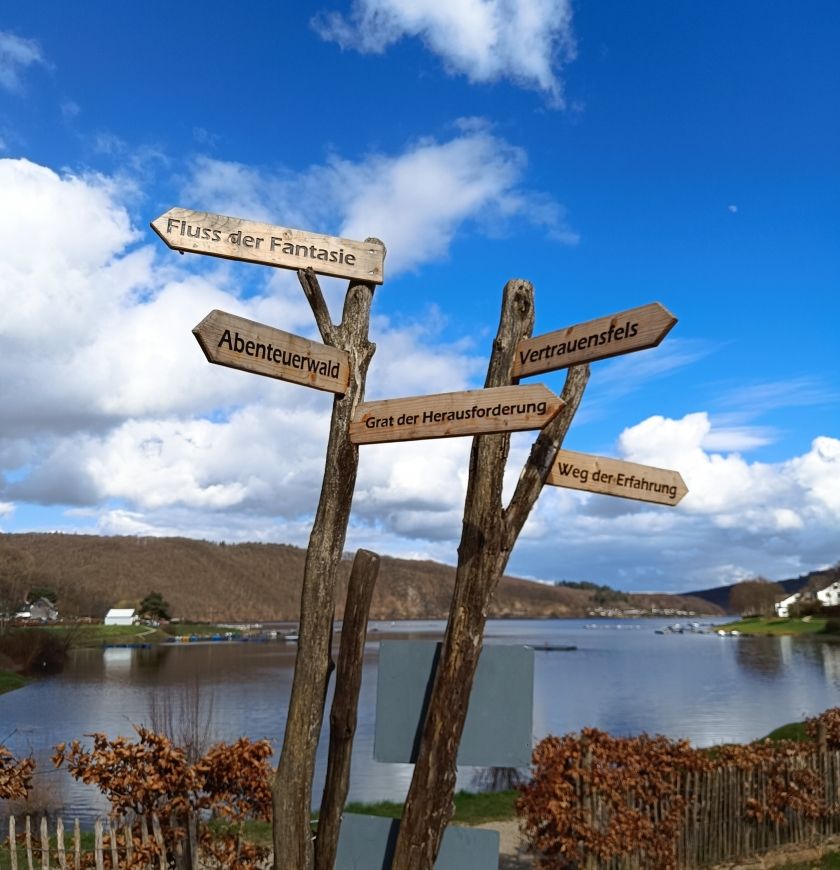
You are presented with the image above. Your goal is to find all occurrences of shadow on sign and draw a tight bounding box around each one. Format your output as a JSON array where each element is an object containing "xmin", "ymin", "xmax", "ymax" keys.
[{"xmin": 374, "ymin": 641, "xmax": 534, "ymax": 767}]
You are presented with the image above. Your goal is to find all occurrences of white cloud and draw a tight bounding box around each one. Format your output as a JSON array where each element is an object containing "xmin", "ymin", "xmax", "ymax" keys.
[
  {"xmin": 2, "ymin": 155, "xmax": 837, "ymax": 596},
  {"xmin": 0, "ymin": 156, "xmax": 485, "ymax": 532},
  {"xmin": 313, "ymin": 0, "xmax": 576, "ymax": 103},
  {"xmin": 0, "ymin": 31, "xmax": 44, "ymax": 93},
  {"xmin": 185, "ymin": 123, "xmax": 576, "ymax": 277}
]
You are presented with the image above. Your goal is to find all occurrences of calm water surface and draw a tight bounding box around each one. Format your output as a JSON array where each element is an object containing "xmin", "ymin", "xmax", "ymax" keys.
[{"xmin": 3, "ymin": 618, "xmax": 840, "ymax": 821}]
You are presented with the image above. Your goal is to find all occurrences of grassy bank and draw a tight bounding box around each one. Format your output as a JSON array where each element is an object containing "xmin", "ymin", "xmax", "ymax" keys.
[
  {"xmin": 15, "ymin": 622, "xmax": 244, "ymax": 648},
  {"xmin": 0, "ymin": 669, "xmax": 26, "ymax": 694},
  {"xmin": 235, "ymin": 789, "xmax": 520, "ymax": 849},
  {"xmin": 342, "ymin": 789, "xmax": 519, "ymax": 825},
  {"xmin": 718, "ymin": 615, "xmax": 838, "ymax": 636}
]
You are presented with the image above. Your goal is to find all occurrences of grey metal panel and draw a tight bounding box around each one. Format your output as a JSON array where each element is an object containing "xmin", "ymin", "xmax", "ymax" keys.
[
  {"xmin": 374, "ymin": 641, "xmax": 533, "ymax": 766},
  {"xmin": 334, "ymin": 813, "xmax": 500, "ymax": 870}
]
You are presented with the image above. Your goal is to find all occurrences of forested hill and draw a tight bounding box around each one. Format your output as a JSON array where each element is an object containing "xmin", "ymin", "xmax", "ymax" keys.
[
  {"xmin": 684, "ymin": 564, "xmax": 840, "ymax": 613},
  {"xmin": 0, "ymin": 532, "xmax": 720, "ymax": 623}
]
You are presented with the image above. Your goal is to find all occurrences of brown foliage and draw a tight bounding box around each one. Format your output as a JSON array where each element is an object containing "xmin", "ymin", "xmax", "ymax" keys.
[
  {"xmin": 53, "ymin": 726, "xmax": 272, "ymax": 867},
  {"xmin": 519, "ymin": 717, "xmax": 840, "ymax": 870},
  {"xmin": 806, "ymin": 707, "xmax": 840, "ymax": 748},
  {"xmin": 0, "ymin": 745, "xmax": 34, "ymax": 800},
  {"xmin": 728, "ymin": 577, "xmax": 783, "ymax": 616},
  {"xmin": 519, "ymin": 729, "xmax": 707, "ymax": 868}
]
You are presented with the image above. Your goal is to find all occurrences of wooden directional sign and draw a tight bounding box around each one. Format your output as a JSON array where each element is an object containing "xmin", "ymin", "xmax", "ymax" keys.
[
  {"xmin": 151, "ymin": 207, "xmax": 386, "ymax": 284},
  {"xmin": 350, "ymin": 384, "xmax": 563, "ymax": 445},
  {"xmin": 512, "ymin": 302, "xmax": 677, "ymax": 378},
  {"xmin": 193, "ymin": 310, "xmax": 350, "ymax": 395},
  {"xmin": 547, "ymin": 449, "xmax": 687, "ymax": 506}
]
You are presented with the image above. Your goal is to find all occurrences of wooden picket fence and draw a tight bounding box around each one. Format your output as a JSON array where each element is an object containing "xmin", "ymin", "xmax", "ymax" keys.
[
  {"xmin": 1, "ymin": 813, "xmax": 198, "ymax": 870},
  {"xmin": 581, "ymin": 750, "xmax": 840, "ymax": 868},
  {"xmin": 676, "ymin": 753, "xmax": 840, "ymax": 868}
]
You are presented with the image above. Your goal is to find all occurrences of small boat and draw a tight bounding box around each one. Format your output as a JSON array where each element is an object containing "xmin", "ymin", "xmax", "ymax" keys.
[{"xmin": 529, "ymin": 643, "xmax": 577, "ymax": 652}]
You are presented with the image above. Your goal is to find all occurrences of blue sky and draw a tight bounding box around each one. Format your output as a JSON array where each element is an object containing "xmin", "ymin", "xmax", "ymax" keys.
[{"xmin": 0, "ymin": 1, "xmax": 837, "ymax": 592}]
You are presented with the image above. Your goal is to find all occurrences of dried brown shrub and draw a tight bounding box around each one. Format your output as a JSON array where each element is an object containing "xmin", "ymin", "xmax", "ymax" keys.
[
  {"xmin": 53, "ymin": 726, "xmax": 272, "ymax": 868},
  {"xmin": 518, "ymin": 715, "xmax": 840, "ymax": 870},
  {"xmin": 0, "ymin": 745, "xmax": 34, "ymax": 800}
]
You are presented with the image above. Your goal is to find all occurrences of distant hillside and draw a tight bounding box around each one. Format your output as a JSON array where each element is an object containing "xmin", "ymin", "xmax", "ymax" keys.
[
  {"xmin": 0, "ymin": 533, "xmax": 721, "ymax": 622},
  {"xmin": 684, "ymin": 564, "xmax": 839, "ymax": 613}
]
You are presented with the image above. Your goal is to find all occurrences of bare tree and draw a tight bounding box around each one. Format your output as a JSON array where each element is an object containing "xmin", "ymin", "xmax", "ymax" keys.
[
  {"xmin": 147, "ymin": 677, "xmax": 215, "ymax": 763},
  {"xmin": 729, "ymin": 578, "xmax": 783, "ymax": 616},
  {"xmin": 0, "ymin": 545, "xmax": 34, "ymax": 631}
]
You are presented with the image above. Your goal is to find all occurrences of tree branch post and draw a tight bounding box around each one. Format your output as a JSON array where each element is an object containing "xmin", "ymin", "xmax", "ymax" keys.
[
  {"xmin": 391, "ymin": 279, "xmax": 589, "ymax": 870},
  {"xmin": 271, "ymin": 257, "xmax": 380, "ymax": 870},
  {"xmin": 314, "ymin": 548, "xmax": 381, "ymax": 870}
]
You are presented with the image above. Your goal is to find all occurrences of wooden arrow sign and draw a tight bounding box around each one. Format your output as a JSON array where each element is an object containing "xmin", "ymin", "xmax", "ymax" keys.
[
  {"xmin": 350, "ymin": 385, "xmax": 564, "ymax": 445},
  {"xmin": 151, "ymin": 207, "xmax": 386, "ymax": 284},
  {"xmin": 512, "ymin": 302, "xmax": 677, "ymax": 378},
  {"xmin": 547, "ymin": 449, "xmax": 687, "ymax": 506},
  {"xmin": 193, "ymin": 310, "xmax": 350, "ymax": 394}
]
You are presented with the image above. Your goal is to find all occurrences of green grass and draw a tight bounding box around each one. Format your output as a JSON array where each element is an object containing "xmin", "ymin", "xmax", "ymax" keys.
[
  {"xmin": 717, "ymin": 616, "xmax": 834, "ymax": 636},
  {"xmin": 232, "ymin": 789, "xmax": 520, "ymax": 850},
  {"xmin": 0, "ymin": 830, "xmax": 97, "ymax": 870},
  {"xmin": 0, "ymin": 669, "xmax": 26, "ymax": 694},
  {"xmin": 764, "ymin": 720, "xmax": 810, "ymax": 742},
  {"xmin": 340, "ymin": 789, "xmax": 519, "ymax": 825},
  {"xmin": 14, "ymin": 622, "xmax": 242, "ymax": 648}
]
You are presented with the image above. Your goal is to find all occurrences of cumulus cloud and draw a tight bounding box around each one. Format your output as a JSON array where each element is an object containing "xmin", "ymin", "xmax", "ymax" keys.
[
  {"xmin": 313, "ymin": 0, "xmax": 576, "ymax": 103},
  {"xmin": 0, "ymin": 156, "xmax": 484, "ymax": 537},
  {"xmin": 185, "ymin": 123, "xmax": 576, "ymax": 276},
  {"xmin": 2, "ymin": 155, "xmax": 837, "ymax": 594},
  {"xmin": 509, "ymin": 413, "xmax": 840, "ymax": 591},
  {"xmin": 0, "ymin": 31, "xmax": 45, "ymax": 92}
]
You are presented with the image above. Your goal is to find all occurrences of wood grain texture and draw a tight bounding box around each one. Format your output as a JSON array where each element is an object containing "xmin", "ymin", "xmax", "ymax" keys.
[
  {"xmin": 193, "ymin": 309, "xmax": 350, "ymax": 394},
  {"xmin": 547, "ymin": 449, "xmax": 687, "ymax": 505},
  {"xmin": 512, "ymin": 302, "xmax": 677, "ymax": 378},
  {"xmin": 314, "ymin": 549, "xmax": 380, "ymax": 870},
  {"xmin": 390, "ymin": 279, "xmax": 590, "ymax": 870},
  {"xmin": 271, "ymin": 271, "xmax": 377, "ymax": 870},
  {"xmin": 350, "ymin": 384, "xmax": 563, "ymax": 444},
  {"xmin": 151, "ymin": 207, "xmax": 385, "ymax": 284}
]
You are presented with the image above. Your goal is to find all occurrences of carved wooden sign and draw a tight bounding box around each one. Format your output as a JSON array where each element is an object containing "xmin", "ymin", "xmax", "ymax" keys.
[
  {"xmin": 151, "ymin": 207, "xmax": 386, "ymax": 284},
  {"xmin": 350, "ymin": 384, "xmax": 563, "ymax": 444},
  {"xmin": 513, "ymin": 302, "xmax": 677, "ymax": 378},
  {"xmin": 193, "ymin": 309, "xmax": 350, "ymax": 394},
  {"xmin": 547, "ymin": 449, "xmax": 687, "ymax": 506}
]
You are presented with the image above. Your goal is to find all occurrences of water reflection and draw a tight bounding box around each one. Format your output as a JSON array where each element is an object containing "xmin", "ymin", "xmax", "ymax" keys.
[
  {"xmin": 3, "ymin": 619, "xmax": 840, "ymax": 822},
  {"xmin": 735, "ymin": 637, "xmax": 783, "ymax": 677}
]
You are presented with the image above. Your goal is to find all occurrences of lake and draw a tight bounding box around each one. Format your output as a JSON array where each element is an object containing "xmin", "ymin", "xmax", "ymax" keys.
[{"xmin": 3, "ymin": 617, "xmax": 840, "ymax": 822}]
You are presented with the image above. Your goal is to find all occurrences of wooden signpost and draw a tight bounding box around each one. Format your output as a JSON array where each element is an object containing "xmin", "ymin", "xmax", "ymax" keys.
[
  {"xmin": 153, "ymin": 199, "xmax": 688, "ymax": 870},
  {"xmin": 193, "ymin": 310, "xmax": 350, "ymax": 394},
  {"xmin": 151, "ymin": 207, "xmax": 386, "ymax": 284},
  {"xmin": 349, "ymin": 384, "xmax": 563, "ymax": 444},
  {"xmin": 512, "ymin": 302, "xmax": 677, "ymax": 378},
  {"xmin": 547, "ymin": 449, "xmax": 688, "ymax": 506}
]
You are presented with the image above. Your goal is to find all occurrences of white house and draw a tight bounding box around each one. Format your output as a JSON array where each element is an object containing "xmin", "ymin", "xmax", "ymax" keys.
[
  {"xmin": 104, "ymin": 608, "xmax": 137, "ymax": 626},
  {"xmin": 817, "ymin": 581, "xmax": 840, "ymax": 607},
  {"xmin": 775, "ymin": 592, "xmax": 801, "ymax": 617},
  {"xmin": 15, "ymin": 597, "xmax": 59, "ymax": 622}
]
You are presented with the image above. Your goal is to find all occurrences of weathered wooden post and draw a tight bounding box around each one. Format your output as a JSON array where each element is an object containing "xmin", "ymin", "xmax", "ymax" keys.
[
  {"xmin": 315, "ymin": 548, "xmax": 381, "ymax": 870},
  {"xmin": 269, "ymin": 268, "xmax": 381, "ymax": 870},
  {"xmin": 151, "ymin": 209, "xmax": 387, "ymax": 870},
  {"xmin": 390, "ymin": 279, "xmax": 590, "ymax": 869},
  {"xmin": 384, "ymin": 288, "xmax": 685, "ymax": 869}
]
